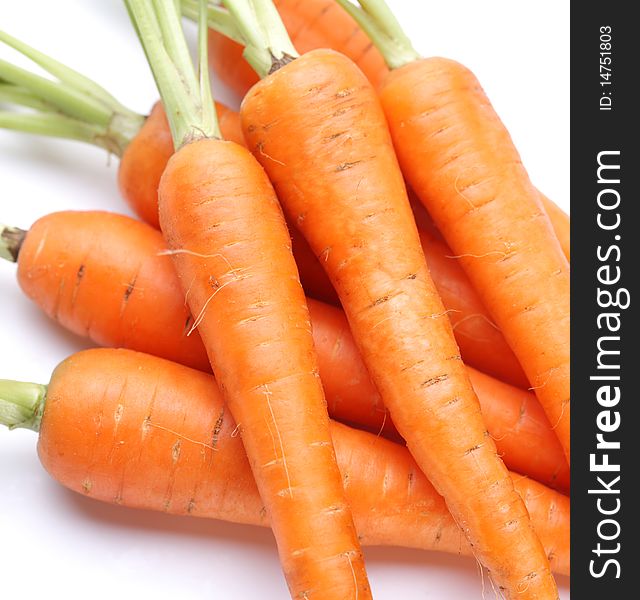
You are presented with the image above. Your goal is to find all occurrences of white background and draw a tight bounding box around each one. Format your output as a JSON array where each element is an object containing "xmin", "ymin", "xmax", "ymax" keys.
[{"xmin": 0, "ymin": 2, "xmax": 569, "ymax": 599}]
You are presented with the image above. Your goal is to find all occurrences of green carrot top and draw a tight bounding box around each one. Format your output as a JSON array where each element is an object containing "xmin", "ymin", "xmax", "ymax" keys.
[
  {"xmin": 124, "ymin": 0, "xmax": 220, "ymax": 149},
  {"xmin": 0, "ymin": 30, "xmax": 145, "ymax": 156}
]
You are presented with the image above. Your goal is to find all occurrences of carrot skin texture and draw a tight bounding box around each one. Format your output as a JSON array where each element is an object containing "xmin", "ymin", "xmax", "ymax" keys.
[
  {"xmin": 158, "ymin": 139, "xmax": 369, "ymax": 600},
  {"xmin": 540, "ymin": 193, "xmax": 570, "ymax": 260},
  {"xmin": 379, "ymin": 58, "xmax": 570, "ymax": 464},
  {"xmin": 38, "ymin": 348, "xmax": 569, "ymax": 577},
  {"xmin": 115, "ymin": 99, "xmax": 545, "ymax": 388},
  {"xmin": 241, "ymin": 49, "xmax": 557, "ymax": 598},
  {"xmin": 118, "ymin": 102, "xmax": 244, "ymax": 229},
  {"xmin": 13, "ymin": 210, "xmax": 568, "ymax": 490},
  {"xmin": 419, "ymin": 229, "xmax": 529, "ymax": 388},
  {"xmin": 208, "ymin": 0, "xmax": 570, "ymax": 262},
  {"xmin": 293, "ymin": 215, "xmax": 530, "ymax": 388},
  {"xmin": 16, "ymin": 211, "xmax": 209, "ymax": 372}
]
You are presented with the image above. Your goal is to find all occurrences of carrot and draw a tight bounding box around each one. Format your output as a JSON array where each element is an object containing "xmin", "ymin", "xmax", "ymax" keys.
[
  {"xmin": 1, "ymin": 212, "xmax": 568, "ymax": 491},
  {"xmin": 335, "ymin": 0, "xmax": 570, "ymax": 464},
  {"xmin": 293, "ymin": 221, "xmax": 530, "ymax": 389},
  {"xmin": 125, "ymin": 3, "xmax": 369, "ymax": 598},
  {"xmin": 0, "ymin": 33, "xmax": 558, "ymax": 384},
  {"xmin": 4, "ymin": 211, "xmax": 210, "ymax": 373},
  {"xmin": 0, "ymin": 347, "xmax": 570, "ymax": 577},
  {"xmin": 418, "ymin": 229, "xmax": 529, "ymax": 388},
  {"xmin": 197, "ymin": 0, "xmax": 570, "ymax": 261},
  {"xmin": 210, "ymin": 2, "xmax": 557, "ymax": 596}
]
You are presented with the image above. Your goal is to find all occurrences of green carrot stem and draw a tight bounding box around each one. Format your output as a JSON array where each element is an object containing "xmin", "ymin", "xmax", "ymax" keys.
[
  {"xmin": 0, "ymin": 31, "xmax": 146, "ymax": 154},
  {"xmin": 0, "ymin": 58, "xmax": 114, "ymax": 127},
  {"xmin": 0, "ymin": 30, "xmax": 140, "ymax": 121},
  {"xmin": 0, "ymin": 83, "xmax": 56, "ymax": 112},
  {"xmin": 125, "ymin": 0, "xmax": 220, "ymax": 148},
  {"xmin": 0, "ymin": 224, "xmax": 26, "ymax": 263},
  {"xmin": 219, "ymin": 0, "xmax": 298, "ymax": 78},
  {"xmin": 0, "ymin": 380, "xmax": 46, "ymax": 432},
  {"xmin": 0, "ymin": 111, "xmax": 135, "ymax": 157},
  {"xmin": 197, "ymin": 0, "xmax": 218, "ymax": 137},
  {"xmin": 333, "ymin": 0, "xmax": 420, "ymax": 70},
  {"xmin": 181, "ymin": 0, "xmax": 245, "ymax": 45}
]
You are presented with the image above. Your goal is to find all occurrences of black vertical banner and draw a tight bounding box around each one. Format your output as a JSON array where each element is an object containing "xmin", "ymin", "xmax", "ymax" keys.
[{"xmin": 571, "ymin": 3, "xmax": 639, "ymax": 596}]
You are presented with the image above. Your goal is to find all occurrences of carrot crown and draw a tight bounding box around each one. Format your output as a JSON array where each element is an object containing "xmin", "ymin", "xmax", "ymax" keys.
[
  {"xmin": 124, "ymin": 0, "xmax": 220, "ymax": 149},
  {"xmin": 184, "ymin": 0, "xmax": 299, "ymax": 78},
  {"xmin": 0, "ymin": 31, "xmax": 145, "ymax": 156},
  {"xmin": 334, "ymin": 0, "xmax": 420, "ymax": 69},
  {"xmin": 0, "ymin": 379, "xmax": 46, "ymax": 432}
]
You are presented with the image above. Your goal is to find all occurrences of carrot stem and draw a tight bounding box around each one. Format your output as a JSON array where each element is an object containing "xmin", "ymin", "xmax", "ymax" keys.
[
  {"xmin": 0, "ymin": 31, "xmax": 145, "ymax": 154},
  {"xmin": 0, "ymin": 380, "xmax": 46, "ymax": 432},
  {"xmin": 0, "ymin": 111, "xmax": 132, "ymax": 157},
  {"xmin": 0, "ymin": 58, "xmax": 113, "ymax": 126},
  {"xmin": 125, "ymin": 0, "xmax": 220, "ymax": 148},
  {"xmin": 0, "ymin": 30, "xmax": 139, "ymax": 121},
  {"xmin": 0, "ymin": 224, "xmax": 26, "ymax": 263},
  {"xmin": 219, "ymin": 0, "xmax": 298, "ymax": 77},
  {"xmin": 181, "ymin": 0, "xmax": 245, "ymax": 45},
  {"xmin": 333, "ymin": 0, "xmax": 419, "ymax": 69},
  {"xmin": 197, "ymin": 0, "xmax": 217, "ymax": 137},
  {"xmin": 0, "ymin": 83, "xmax": 55, "ymax": 112}
]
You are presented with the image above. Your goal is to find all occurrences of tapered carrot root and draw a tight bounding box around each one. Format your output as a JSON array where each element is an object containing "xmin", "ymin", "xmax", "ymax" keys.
[
  {"xmin": 34, "ymin": 347, "xmax": 569, "ymax": 576},
  {"xmin": 379, "ymin": 58, "xmax": 570, "ymax": 463},
  {"xmin": 158, "ymin": 138, "xmax": 369, "ymax": 599},
  {"xmin": 8, "ymin": 210, "xmax": 568, "ymax": 490},
  {"xmin": 242, "ymin": 48, "xmax": 556, "ymax": 598}
]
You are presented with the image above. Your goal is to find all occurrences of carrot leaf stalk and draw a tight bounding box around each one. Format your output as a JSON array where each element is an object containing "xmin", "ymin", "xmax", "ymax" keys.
[
  {"xmin": 0, "ymin": 224, "xmax": 26, "ymax": 263},
  {"xmin": 213, "ymin": 0, "xmax": 298, "ymax": 77},
  {"xmin": 0, "ymin": 30, "xmax": 145, "ymax": 156},
  {"xmin": 124, "ymin": 0, "xmax": 220, "ymax": 149},
  {"xmin": 0, "ymin": 83, "xmax": 54, "ymax": 111},
  {"xmin": 181, "ymin": 0, "xmax": 245, "ymax": 46},
  {"xmin": 0, "ymin": 379, "xmax": 46, "ymax": 432},
  {"xmin": 333, "ymin": 0, "xmax": 419, "ymax": 69}
]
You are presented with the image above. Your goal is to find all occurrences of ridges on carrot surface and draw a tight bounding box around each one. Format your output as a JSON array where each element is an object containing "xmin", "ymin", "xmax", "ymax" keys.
[
  {"xmin": 239, "ymin": 45, "xmax": 557, "ymax": 598},
  {"xmin": 379, "ymin": 57, "xmax": 570, "ymax": 464},
  {"xmin": 30, "ymin": 347, "xmax": 569, "ymax": 577},
  {"xmin": 6, "ymin": 210, "xmax": 568, "ymax": 492},
  {"xmin": 206, "ymin": 0, "xmax": 569, "ymax": 262},
  {"xmin": 125, "ymin": 1, "xmax": 371, "ymax": 596}
]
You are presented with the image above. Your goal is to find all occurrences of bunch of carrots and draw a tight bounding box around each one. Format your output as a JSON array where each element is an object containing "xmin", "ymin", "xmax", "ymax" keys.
[{"xmin": 0, "ymin": 1, "xmax": 569, "ymax": 598}]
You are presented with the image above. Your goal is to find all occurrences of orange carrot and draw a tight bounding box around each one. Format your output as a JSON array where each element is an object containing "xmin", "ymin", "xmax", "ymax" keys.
[
  {"xmin": 126, "ymin": 3, "xmax": 370, "ymax": 598},
  {"xmin": 1, "ymin": 211, "xmax": 568, "ymax": 491},
  {"xmin": 335, "ymin": 0, "xmax": 570, "ymax": 464},
  {"xmin": 204, "ymin": 0, "xmax": 569, "ymax": 261},
  {"xmin": 0, "ymin": 34, "xmax": 562, "ymax": 389},
  {"xmin": 419, "ymin": 229, "xmax": 529, "ymax": 388},
  {"xmin": 211, "ymin": 3, "xmax": 558, "ymax": 593},
  {"xmin": 118, "ymin": 101, "xmax": 244, "ymax": 228},
  {"xmin": 291, "ymin": 206, "xmax": 529, "ymax": 388},
  {"xmin": 0, "ymin": 347, "xmax": 570, "ymax": 577}
]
